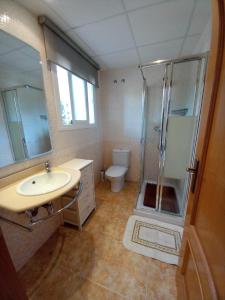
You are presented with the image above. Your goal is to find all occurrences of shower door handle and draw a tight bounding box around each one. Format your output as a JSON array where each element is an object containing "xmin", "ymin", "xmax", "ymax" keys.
[
  {"xmin": 186, "ymin": 167, "xmax": 197, "ymax": 173},
  {"xmin": 186, "ymin": 159, "xmax": 199, "ymax": 193}
]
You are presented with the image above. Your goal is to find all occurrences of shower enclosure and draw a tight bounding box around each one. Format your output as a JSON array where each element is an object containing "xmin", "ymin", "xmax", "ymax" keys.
[
  {"xmin": 1, "ymin": 85, "xmax": 51, "ymax": 165},
  {"xmin": 135, "ymin": 54, "xmax": 207, "ymax": 224}
]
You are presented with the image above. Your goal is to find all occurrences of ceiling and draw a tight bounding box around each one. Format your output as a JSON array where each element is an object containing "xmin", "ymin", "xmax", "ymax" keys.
[{"xmin": 15, "ymin": 0, "xmax": 211, "ymax": 70}]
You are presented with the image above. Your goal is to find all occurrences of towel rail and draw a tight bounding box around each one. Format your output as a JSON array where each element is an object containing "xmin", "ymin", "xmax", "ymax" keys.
[{"xmin": 0, "ymin": 182, "xmax": 82, "ymax": 232}]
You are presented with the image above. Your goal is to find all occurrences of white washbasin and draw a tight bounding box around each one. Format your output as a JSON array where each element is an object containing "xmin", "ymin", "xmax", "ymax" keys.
[{"xmin": 16, "ymin": 170, "xmax": 72, "ymax": 196}]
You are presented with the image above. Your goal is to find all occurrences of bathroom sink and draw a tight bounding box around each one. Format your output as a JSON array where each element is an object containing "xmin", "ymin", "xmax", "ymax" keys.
[{"xmin": 16, "ymin": 170, "xmax": 72, "ymax": 196}]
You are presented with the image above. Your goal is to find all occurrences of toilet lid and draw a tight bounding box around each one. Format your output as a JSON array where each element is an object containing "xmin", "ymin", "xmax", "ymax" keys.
[{"xmin": 105, "ymin": 166, "xmax": 128, "ymax": 178}]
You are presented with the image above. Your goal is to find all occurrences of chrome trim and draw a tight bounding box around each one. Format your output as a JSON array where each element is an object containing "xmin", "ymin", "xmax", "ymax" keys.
[
  {"xmin": 156, "ymin": 64, "xmax": 169, "ymax": 211},
  {"xmin": 136, "ymin": 53, "xmax": 208, "ymax": 220},
  {"xmin": 192, "ymin": 60, "xmax": 202, "ymax": 115},
  {"xmin": 158, "ymin": 63, "xmax": 173, "ymax": 213},
  {"xmin": 182, "ymin": 57, "xmax": 208, "ymax": 216},
  {"xmin": 2, "ymin": 89, "xmax": 28, "ymax": 159},
  {"xmin": 139, "ymin": 52, "xmax": 208, "ymax": 69},
  {"xmin": 138, "ymin": 65, "xmax": 146, "ymax": 80},
  {"xmin": 1, "ymin": 84, "xmax": 43, "ymax": 92},
  {"xmin": 0, "ymin": 182, "xmax": 83, "ymax": 231},
  {"xmin": 30, "ymin": 182, "xmax": 83, "ymax": 226},
  {"xmin": 156, "ymin": 63, "xmax": 174, "ymax": 212},
  {"xmin": 138, "ymin": 79, "xmax": 148, "ymax": 193}
]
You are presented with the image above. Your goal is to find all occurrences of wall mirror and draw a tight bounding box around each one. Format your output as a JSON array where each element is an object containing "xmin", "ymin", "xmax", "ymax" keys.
[{"xmin": 0, "ymin": 30, "xmax": 52, "ymax": 168}]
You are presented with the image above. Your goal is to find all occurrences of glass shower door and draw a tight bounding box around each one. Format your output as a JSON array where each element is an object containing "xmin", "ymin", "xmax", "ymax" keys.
[
  {"xmin": 2, "ymin": 90, "xmax": 27, "ymax": 162},
  {"xmin": 158, "ymin": 59, "xmax": 204, "ymax": 216},
  {"xmin": 139, "ymin": 79, "xmax": 148, "ymax": 191},
  {"xmin": 142, "ymin": 64, "xmax": 165, "ymax": 209}
]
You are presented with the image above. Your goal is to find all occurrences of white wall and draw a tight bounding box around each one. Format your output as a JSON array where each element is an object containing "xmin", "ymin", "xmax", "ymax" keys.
[
  {"xmin": 0, "ymin": 0, "xmax": 103, "ymax": 270},
  {"xmin": 100, "ymin": 67, "xmax": 142, "ymax": 182}
]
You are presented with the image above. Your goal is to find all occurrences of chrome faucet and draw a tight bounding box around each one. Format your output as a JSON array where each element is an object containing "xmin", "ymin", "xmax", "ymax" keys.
[{"xmin": 45, "ymin": 161, "xmax": 51, "ymax": 173}]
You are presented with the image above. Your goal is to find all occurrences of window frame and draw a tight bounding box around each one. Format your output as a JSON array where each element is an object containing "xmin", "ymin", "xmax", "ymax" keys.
[{"xmin": 52, "ymin": 64, "xmax": 96, "ymax": 131}]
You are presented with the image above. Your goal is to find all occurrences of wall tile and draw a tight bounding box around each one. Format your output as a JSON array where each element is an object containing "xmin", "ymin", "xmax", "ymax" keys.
[
  {"xmin": 0, "ymin": 0, "xmax": 103, "ymax": 270},
  {"xmin": 100, "ymin": 67, "xmax": 142, "ymax": 182}
]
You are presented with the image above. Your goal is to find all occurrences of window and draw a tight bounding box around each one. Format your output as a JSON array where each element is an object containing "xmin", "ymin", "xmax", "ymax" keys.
[
  {"xmin": 72, "ymin": 75, "xmax": 87, "ymax": 121},
  {"xmin": 55, "ymin": 65, "xmax": 95, "ymax": 128},
  {"xmin": 56, "ymin": 65, "xmax": 72, "ymax": 125}
]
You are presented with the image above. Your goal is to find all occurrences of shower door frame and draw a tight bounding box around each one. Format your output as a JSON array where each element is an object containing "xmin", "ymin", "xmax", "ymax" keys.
[
  {"xmin": 1, "ymin": 88, "xmax": 28, "ymax": 160},
  {"xmin": 156, "ymin": 62, "xmax": 172, "ymax": 212},
  {"xmin": 137, "ymin": 53, "xmax": 208, "ymax": 221},
  {"xmin": 139, "ymin": 78, "xmax": 148, "ymax": 192}
]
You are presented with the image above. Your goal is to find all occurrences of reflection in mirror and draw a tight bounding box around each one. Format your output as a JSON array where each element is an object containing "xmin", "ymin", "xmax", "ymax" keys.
[{"xmin": 0, "ymin": 30, "xmax": 52, "ymax": 168}]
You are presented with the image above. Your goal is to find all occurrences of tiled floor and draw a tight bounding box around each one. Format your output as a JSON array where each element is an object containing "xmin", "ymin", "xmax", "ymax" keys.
[{"xmin": 18, "ymin": 182, "xmax": 177, "ymax": 300}]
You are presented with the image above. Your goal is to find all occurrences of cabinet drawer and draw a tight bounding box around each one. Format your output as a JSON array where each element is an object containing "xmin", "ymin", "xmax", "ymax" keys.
[{"xmin": 63, "ymin": 209, "xmax": 79, "ymax": 225}]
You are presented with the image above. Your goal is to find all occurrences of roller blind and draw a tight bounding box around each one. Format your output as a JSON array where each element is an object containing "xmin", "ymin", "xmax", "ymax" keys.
[{"xmin": 39, "ymin": 16, "xmax": 100, "ymax": 86}]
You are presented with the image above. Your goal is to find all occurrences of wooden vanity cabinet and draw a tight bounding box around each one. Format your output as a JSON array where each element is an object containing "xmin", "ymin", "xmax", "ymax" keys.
[{"xmin": 60, "ymin": 159, "xmax": 96, "ymax": 230}]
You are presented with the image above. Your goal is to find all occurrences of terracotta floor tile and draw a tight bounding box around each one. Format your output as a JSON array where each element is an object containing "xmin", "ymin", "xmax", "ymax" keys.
[
  {"xmin": 66, "ymin": 279, "xmax": 127, "ymax": 300},
  {"xmin": 18, "ymin": 181, "xmax": 177, "ymax": 300},
  {"xmin": 145, "ymin": 259, "xmax": 177, "ymax": 300},
  {"xmin": 84, "ymin": 258, "xmax": 146, "ymax": 299}
]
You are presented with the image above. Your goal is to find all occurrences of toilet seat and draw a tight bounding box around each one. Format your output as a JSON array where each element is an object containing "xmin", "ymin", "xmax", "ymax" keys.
[{"xmin": 105, "ymin": 165, "xmax": 128, "ymax": 178}]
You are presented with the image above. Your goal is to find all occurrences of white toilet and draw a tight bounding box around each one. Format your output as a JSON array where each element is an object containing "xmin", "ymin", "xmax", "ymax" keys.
[{"xmin": 105, "ymin": 149, "xmax": 130, "ymax": 192}]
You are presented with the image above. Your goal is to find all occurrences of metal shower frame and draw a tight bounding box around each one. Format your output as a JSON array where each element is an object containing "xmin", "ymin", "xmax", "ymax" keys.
[{"xmin": 137, "ymin": 52, "xmax": 208, "ymax": 218}]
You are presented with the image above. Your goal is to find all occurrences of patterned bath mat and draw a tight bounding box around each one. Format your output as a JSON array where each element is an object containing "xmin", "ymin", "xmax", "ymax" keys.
[{"xmin": 123, "ymin": 215, "xmax": 183, "ymax": 265}]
